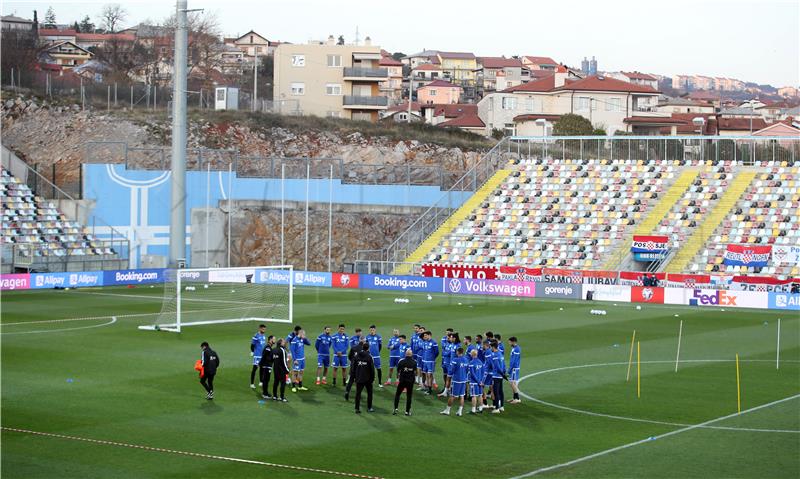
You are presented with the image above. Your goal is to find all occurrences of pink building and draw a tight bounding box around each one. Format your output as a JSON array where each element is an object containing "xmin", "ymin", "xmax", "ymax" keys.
[{"xmin": 417, "ymin": 79, "xmax": 461, "ymax": 104}]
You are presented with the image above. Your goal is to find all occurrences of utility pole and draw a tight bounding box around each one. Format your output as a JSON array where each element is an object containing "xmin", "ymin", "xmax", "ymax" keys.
[
  {"xmin": 407, "ymin": 67, "xmax": 414, "ymax": 123},
  {"xmin": 253, "ymin": 50, "xmax": 258, "ymax": 112},
  {"xmin": 169, "ymin": 0, "xmax": 190, "ymax": 268}
]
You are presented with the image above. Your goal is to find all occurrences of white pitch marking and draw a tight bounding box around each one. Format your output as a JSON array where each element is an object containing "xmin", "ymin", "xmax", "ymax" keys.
[
  {"xmin": 1, "ymin": 317, "xmax": 118, "ymax": 335},
  {"xmin": 509, "ymin": 393, "xmax": 800, "ymax": 478},
  {"xmin": 517, "ymin": 359, "xmax": 800, "ymax": 434}
]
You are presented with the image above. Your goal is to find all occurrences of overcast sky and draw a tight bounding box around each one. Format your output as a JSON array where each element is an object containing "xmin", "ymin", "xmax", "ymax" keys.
[{"xmin": 4, "ymin": 0, "xmax": 799, "ymax": 87}]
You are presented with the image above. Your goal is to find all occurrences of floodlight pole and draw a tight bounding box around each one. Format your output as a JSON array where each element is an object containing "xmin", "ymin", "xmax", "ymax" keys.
[{"xmin": 169, "ymin": 0, "xmax": 189, "ymax": 268}]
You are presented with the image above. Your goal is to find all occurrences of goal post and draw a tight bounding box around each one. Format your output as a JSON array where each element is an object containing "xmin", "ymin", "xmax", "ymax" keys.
[{"xmin": 139, "ymin": 265, "xmax": 293, "ymax": 333}]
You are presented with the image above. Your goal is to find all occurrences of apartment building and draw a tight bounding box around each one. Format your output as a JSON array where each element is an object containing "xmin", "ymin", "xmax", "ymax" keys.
[
  {"xmin": 476, "ymin": 57, "xmax": 529, "ymax": 95},
  {"xmin": 273, "ymin": 38, "xmax": 388, "ymax": 121},
  {"xmin": 610, "ymin": 71, "xmax": 658, "ymax": 90},
  {"xmin": 379, "ymin": 54, "xmax": 404, "ymax": 105}
]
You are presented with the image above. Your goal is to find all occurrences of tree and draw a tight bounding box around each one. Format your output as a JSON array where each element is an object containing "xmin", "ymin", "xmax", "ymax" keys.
[
  {"xmin": 73, "ymin": 21, "xmax": 80, "ymax": 33},
  {"xmin": 79, "ymin": 15, "xmax": 95, "ymax": 34},
  {"xmin": 43, "ymin": 7, "xmax": 57, "ymax": 28},
  {"xmin": 553, "ymin": 113, "xmax": 596, "ymax": 136},
  {"xmin": 392, "ymin": 51, "xmax": 405, "ymax": 61},
  {"xmin": 98, "ymin": 3, "xmax": 127, "ymax": 33},
  {"xmin": 337, "ymin": 35, "xmax": 345, "ymax": 45}
]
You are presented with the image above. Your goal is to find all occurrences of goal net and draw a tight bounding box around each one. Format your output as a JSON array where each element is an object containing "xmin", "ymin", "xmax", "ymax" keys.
[{"xmin": 139, "ymin": 266, "xmax": 293, "ymax": 332}]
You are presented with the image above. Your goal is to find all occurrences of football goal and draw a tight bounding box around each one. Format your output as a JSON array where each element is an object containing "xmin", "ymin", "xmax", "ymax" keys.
[{"xmin": 139, "ymin": 266, "xmax": 293, "ymax": 333}]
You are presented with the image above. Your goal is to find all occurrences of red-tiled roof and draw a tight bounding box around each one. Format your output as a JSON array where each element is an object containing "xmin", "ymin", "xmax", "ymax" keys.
[
  {"xmin": 622, "ymin": 71, "xmax": 657, "ymax": 81},
  {"xmin": 478, "ymin": 57, "xmax": 523, "ymax": 69},
  {"xmin": 379, "ymin": 55, "xmax": 403, "ymax": 66},
  {"xmin": 513, "ymin": 114, "xmax": 562, "ymax": 122},
  {"xmin": 528, "ymin": 70, "xmax": 555, "ymax": 80},
  {"xmin": 557, "ymin": 75, "xmax": 659, "ymax": 93},
  {"xmin": 415, "ymin": 63, "xmax": 442, "ymax": 71},
  {"xmin": 523, "ymin": 56, "xmax": 557, "ymax": 65},
  {"xmin": 76, "ymin": 33, "xmax": 136, "ymax": 42},
  {"xmin": 420, "ymin": 79, "xmax": 460, "ymax": 89},
  {"xmin": 439, "ymin": 114, "xmax": 485, "ymax": 128},
  {"xmin": 502, "ymin": 75, "xmax": 557, "ymax": 93},
  {"xmin": 432, "ymin": 103, "xmax": 478, "ymax": 118},
  {"xmin": 623, "ymin": 116, "xmax": 686, "ymax": 124},
  {"xmin": 717, "ymin": 117, "xmax": 769, "ymax": 131},
  {"xmin": 387, "ymin": 101, "xmax": 422, "ymax": 112},
  {"xmin": 438, "ymin": 51, "xmax": 476, "ymax": 60},
  {"xmin": 39, "ymin": 28, "xmax": 76, "ymax": 36}
]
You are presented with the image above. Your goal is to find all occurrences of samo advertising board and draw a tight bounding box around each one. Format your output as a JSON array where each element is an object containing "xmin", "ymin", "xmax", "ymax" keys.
[
  {"xmin": 103, "ymin": 269, "xmax": 165, "ymax": 286},
  {"xmin": 332, "ymin": 273, "xmax": 359, "ymax": 289},
  {"xmin": 444, "ymin": 278, "xmax": 536, "ymax": 298},
  {"xmin": 0, "ymin": 273, "xmax": 30, "ymax": 291},
  {"xmin": 30, "ymin": 271, "xmax": 104, "ymax": 289},
  {"xmin": 768, "ymin": 292, "xmax": 800, "ymax": 310},
  {"xmin": 537, "ymin": 282, "xmax": 581, "ymax": 299},
  {"xmin": 360, "ymin": 274, "xmax": 443, "ymax": 293},
  {"xmin": 631, "ymin": 286, "xmax": 665, "ymax": 304}
]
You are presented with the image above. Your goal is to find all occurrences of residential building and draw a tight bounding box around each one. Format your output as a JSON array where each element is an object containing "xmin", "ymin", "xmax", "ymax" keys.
[
  {"xmin": 417, "ymin": 79, "xmax": 461, "ymax": 105},
  {"xmin": 436, "ymin": 51, "xmax": 477, "ymax": 100},
  {"xmin": 777, "ymin": 86, "xmax": 798, "ymax": 98},
  {"xmin": 39, "ymin": 40, "xmax": 93, "ymax": 68},
  {"xmin": 716, "ymin": 117, "xmax": 769, "ymax": 135},
  {"xmin": 476, "ymin": 57, "xmax": 528, "ymax": 95},
  {"xmin": 610, "ymin": 71, "xmax": 658, "ymax": 90},
  {"xmin": 211, "ymin": 43, "xmax": 247, "ymax": 75},
  {"xmin": 38, "ymin": 28, "xmax": 76, "ymax": 45},
  {"xmin": 379, "ymin": 54, "xmax": 404, "ymax": 105},
  {"xmin": 421, "ymin": 103, "xmax": 478, "ymax": 125},
  {"xmin": 580, "ymin": 56, "xmax": 597, "ymax": 75},
  {"xmin": 273, "ymin": 38, "xmax": 388, "ymax": 121},
  {"xmin": 438, "ymin": 113, "xmax": 485, "ymax": 134},
  {"xmin": 381, "ymin": 109, "xmax": 423, "ymax": 122},
  {"xmin": 477, "ymin": 67, "xmax": 667, "ymax": 136},
  {"xmin": 381, "ymin": 101, "xmax": 423, "ymax": 120},
  {"xmin": 656, "ymin": 96, "xmax": 715, "ymax": 114},
  {"xmin": 1, "ymin": 14, "xmax": 35, "ymax": 32},
  {"xmin": 74, "ymin": 32, "xmax": 136, "ymax": 51},
  {"xmin": 401, "ymin": 49, "xmax": 440, "ymax": 68},
  {"xmin": 411, "ymin": 63, "xmax": 443, "ymax": 91},
  {"xmin": 756, "ymin": 101, "xmax": 797, "ymax": 122},
  {"xmin": 693, "ymin": 76, "xmax": 715, "ymax": 90},
  {"xmin": 228, "ymin": 30, "xmax": 277, "ymax": 58},
  {"xmin": 672, "ymin": 74, "xmax": 692, "ymax": 90},
  {"xmin": 522, "ymin": 56, "xmax": 558, "ymax": 71},
  {"xmin": 513, "ymin": 114, "xmax": 562, "ymax": 136}
]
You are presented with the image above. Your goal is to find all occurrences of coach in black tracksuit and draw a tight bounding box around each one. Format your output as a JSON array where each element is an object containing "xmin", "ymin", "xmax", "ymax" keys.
[
  {"xmin": 353, "ymin": 343, "xmax": 376, "ymax": 413},
  {"xmin": 259, "ymin": 336, "xmax": 275, "ymax": 398},
  {"xmin": 271, "ymin": 339, "xmax": 289, "ymax": 401},
  {"xmin": 200, "ymin": 342, "xmax": 220, "ymax": 400},
  {"xmin": 393, "ymin": 348, "xmax": 417, "ymax": 415},
  {"xmin": 344, "ymin": 345, "xmax": 359, "ymax": 401}
]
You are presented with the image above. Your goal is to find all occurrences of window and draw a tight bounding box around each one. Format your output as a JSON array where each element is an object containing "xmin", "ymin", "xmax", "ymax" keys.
[
  {"xmin": 430, "ymin": 89, "xmax": 437, "ymax": 96},
  {"xmin": 291, "ymin": 54, "xmax": 305, "ymax": 67},
  {"xmin": 504, "ymin": 123, "xmax": 516, "ymax": 136},
  {"xmin": 525, "ymin": 97, "xmax": 536, "ymax": 112},
  {"xmin": 326, "ymin": 83, "xmax": 342, "ymax": 95},
  {"xmin": 605, "ymin": 98, "xmax": 622, "ymax": 111},
  {"xmin": 290, "ymin": 82, "xmax": 305, "ymax": 95},
  {"xmin": 327, "ymin": 111, "xmax": 342, "ymax": 118},
  {"xmin": 327, "ymin": 54, "xmax": 342, "ymax": 67},
  {"xmin": 501, "ymin": 97, "xmax": 517, "ymax": 110},
  {"xmin": 577, "ymin": 97, "xmax": 591, "ymax": 111}
]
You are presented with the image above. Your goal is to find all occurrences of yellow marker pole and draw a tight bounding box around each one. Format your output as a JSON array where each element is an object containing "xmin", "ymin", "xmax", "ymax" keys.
[
  {"xmin": 637, "ymin": 341, "xmax": 641, "ymax": 398},
  {"xmin": 736, "ymin": 353, "xmax": 741, "ymax": 413},
  {"xmin": 626, "ymin": 330, "xmax": 636, "ymax": 382}
]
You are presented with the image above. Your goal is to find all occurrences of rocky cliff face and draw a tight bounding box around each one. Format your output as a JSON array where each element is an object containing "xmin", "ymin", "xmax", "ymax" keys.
[{"xmin": 2, "ymin": 95, "xmax": 484, "ymax": 187}]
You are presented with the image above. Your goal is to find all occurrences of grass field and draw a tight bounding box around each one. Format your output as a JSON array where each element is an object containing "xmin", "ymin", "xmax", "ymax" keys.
[{"xmin": 2, "ymin": 286, "xmax": 799, "ymax": 478}]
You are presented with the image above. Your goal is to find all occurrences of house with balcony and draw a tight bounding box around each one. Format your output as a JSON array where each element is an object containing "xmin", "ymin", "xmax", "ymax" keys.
[
  {"xmin": 477, "ymin": 67, "xmax": 670, "ymax": 136},
  {"xmin": 609, "ymin": 71, "xmax": 658, "ymax": 89},
  {"xmin": 656, "ymin": 96, "xmax": 715, "ymax": 114},
  {"xmin": 273, "ymin": 38, "xmax": 388, "ymax": 121},
  {"xmin": 401, "ymin": 49, "xmax": 441, "ymax": 68},
  {"xmin": 39, "ymin": 40, "xmax": 93, "ymax": 69},
  {"xmin": 521, "ymin": 55, "xmax": 558, "ymax": 71},
  {"xmin": 436, "ymin": 51, "xmax": 477, "ymax": 100},
  {"xmin": 228, "ymin": 30, "xmax": 275, "ymax": 58},
  {"xmin": 410, "ymin": 63, "xmax": 444, "ymax": 91},
  {"xmin": 476, "ymin": 57, "xmax": 528, "ymax": 96},
  {"xmin": 379, "ymin": 54, "xmax": 404, "ymax": 105}
]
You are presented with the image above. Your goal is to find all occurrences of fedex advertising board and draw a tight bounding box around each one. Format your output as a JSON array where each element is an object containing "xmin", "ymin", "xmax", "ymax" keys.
[
  {"xmin": 444, "ymin": 278, "xmax": 536, "ymax": 298},
  {"xmin": 360, "ymin": 274, "xmax": 443, "ymax": 293},
  {"xmin": 666, "ymin": 288, "xmax": 767, "ymax": 309}
]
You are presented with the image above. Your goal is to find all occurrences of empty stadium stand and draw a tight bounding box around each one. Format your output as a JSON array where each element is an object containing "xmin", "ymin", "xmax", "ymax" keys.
[{"xmin": 1, "ymin": 168, "xmax": 120, "ymax": 270}]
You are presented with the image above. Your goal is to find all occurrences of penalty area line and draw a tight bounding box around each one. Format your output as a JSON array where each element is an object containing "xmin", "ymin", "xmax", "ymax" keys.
[
  {"xmin": 508, "ymin": 393, "xmax": 800, "ymax": 478},
  {"xmin": 1, "ymin": 427, "xmax": 384, "ymax": 479}
]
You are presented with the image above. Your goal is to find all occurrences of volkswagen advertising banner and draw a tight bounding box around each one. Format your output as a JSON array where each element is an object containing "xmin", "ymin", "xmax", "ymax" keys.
[
  {"xmin": 103, "ymin": 269, "xmax": 165, "ymax": 286},
  {"xmin": 537, "ymin": 282, "xmax": 581, "ymax": 299},
  {"xmin": 0, "ymin": 273, "xmax": 30, "ymax": 291},
  {"xmin": 30, "ymin": 271, "xmax": 104, "ymax": 289},
  {"xmin": 361, "ymin": 274, "xmax": 443, "ymax": 293},
  {"xmin": 768, "ymin": 292, "xmax": 800, "ymax": 310},
  {"xmin": 444, "ymin": 278, "xmax": 535, "ymax": 298}
]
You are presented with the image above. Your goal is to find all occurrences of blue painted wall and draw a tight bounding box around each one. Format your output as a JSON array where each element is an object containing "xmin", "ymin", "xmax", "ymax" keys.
[{"xmin": 82, "ymin": 164, "xmax": 472, "ymax": 267}]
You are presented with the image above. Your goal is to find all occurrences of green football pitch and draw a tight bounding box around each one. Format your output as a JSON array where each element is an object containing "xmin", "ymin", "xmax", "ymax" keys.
[{"xmin": 2, "ymin": 286, "xmax": 799, "ymax": 478}]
